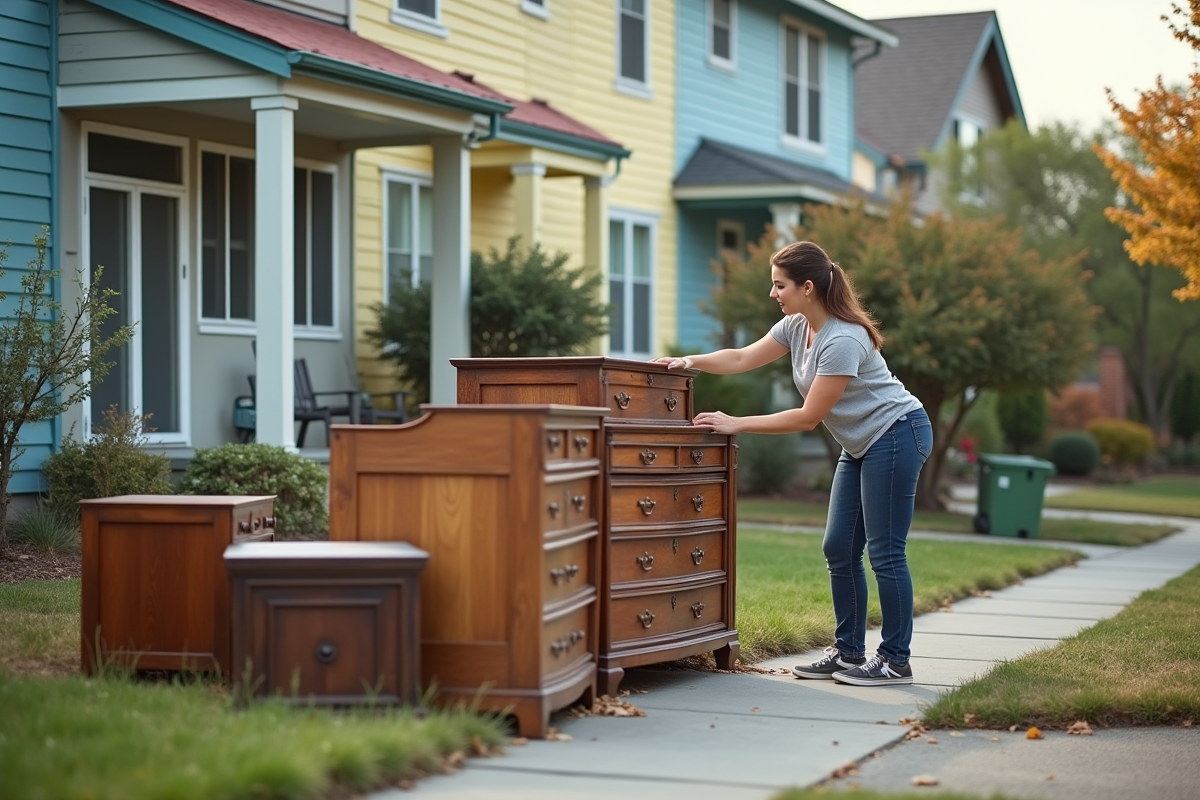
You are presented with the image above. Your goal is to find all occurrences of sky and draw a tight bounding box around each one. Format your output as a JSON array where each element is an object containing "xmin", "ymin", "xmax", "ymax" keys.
[{"xmin": 835, "ymin": 0, "xmax": 1199, "ymax": 132}]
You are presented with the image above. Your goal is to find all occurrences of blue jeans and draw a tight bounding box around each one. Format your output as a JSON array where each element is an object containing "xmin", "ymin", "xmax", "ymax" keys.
[{"xmin": 823, "ymin": 408, "xmax": 932, "ymax": 666}]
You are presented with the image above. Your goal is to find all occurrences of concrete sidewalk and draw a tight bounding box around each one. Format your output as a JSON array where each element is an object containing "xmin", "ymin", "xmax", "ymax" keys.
[{"xmin": 370, "ymin": 512, "xmax": 1200, "ymax": 800}]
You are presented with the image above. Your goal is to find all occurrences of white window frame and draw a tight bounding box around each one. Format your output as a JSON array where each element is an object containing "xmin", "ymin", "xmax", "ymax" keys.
[
  {"xmin": 953, "ymin": 114, "xmax": 986, "ymax": 204},
  {"xmin": 521, "ymin": 0, "xmax": 549, "ymax": 20},
  {"xmin": 708, "ymin": 0, "xmax": 737, "ymax": 72},
  {"xmin": 716, "ymin": 219, "xmax": 745, "ymax": 258},
  {"xmin": 607, "ymin": 208, "xmax": 658, "ymax": 360},
  {"xmin": 381, "ymin": 167, "xmax": 434, "ymax": 299},
  {"xmin": 196, "ymin": 142, "xmax": 340, "ymax": 340},
  {"xmin": 780, "ymin": 17, "xmax": 827, "ymax": 155},
  {"xmin": 614, "ymin": 0, "xmax": 652, "ymax": 99},
  {"xmin": 391, "ymin": 0, "xmax": 448, "ymax": 38},
  {"xmin": 80, "ymin": 121, "xmax": 191, "ymax": 446}
]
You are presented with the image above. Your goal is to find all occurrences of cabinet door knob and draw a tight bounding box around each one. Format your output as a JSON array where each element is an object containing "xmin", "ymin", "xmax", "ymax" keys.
[
  {"xmin": 637, "ymin": 551, "xmax": 654, "ymax": 571},
  {"xmin": 571, "ymin": 494, "xmax": 587, "ymax": 512},
  {"xmin": 263, "ymin": 516, "xmax": 276, "ymax": 529},
  {"xmin": 639, "ymin": 449, "xmax": 658, "ymax": 465},
  {"xmin": 573, "ymin": 435, "xmax": 590, "ymax": 452},
  {"xmin": 315, "ymin": 643, "xmax": 338, "ymax": 664},
  {"xmin": 548, "ymin": 501, "xmax": 561, "ymax": 519},
  {"xmin": 664, "ymin": 394, "xmax": 679, "ymax": 412},
  {"xmin": 637, "ymin": 497, "xmax": 657, "ymax": 516},
  {"xmin": 547, "ymin": 433, "xmax": 562, "ymax": 451}
]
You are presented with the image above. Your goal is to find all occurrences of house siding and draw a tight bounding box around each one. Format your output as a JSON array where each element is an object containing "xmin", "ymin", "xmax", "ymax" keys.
[
  {"xmin": 1, "ymin": 0, "xmax": 55, "ymax": 494},
  {"xmin": 956, "ymin": 58, "xmax": 1006, "ymax": 131}
]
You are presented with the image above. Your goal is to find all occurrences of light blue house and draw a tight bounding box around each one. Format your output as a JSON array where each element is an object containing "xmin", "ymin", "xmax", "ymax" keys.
[{"xmin": 672, "ymin": 0, "xmax": 895, "ymax": 350}]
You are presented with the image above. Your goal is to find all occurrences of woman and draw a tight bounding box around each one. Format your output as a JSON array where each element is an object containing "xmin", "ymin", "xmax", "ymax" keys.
[{"xmin": 656, "ymin": 241, "xmax": 931, "ymax": 686}]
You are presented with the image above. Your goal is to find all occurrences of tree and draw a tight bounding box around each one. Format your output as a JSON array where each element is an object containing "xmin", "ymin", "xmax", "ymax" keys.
[
  {"xmin": 996, "ymin": 389, "xmax": 1048, "ymax": 454},
  {"xmin": 368, "ymin": 238, "xmax": 608, "ymax": 404},
  {"xmin": 708, "ymin": 198, "xmax": 1095, "ymax": 510},
  {"xmin": 0, "ymin": 230, "xmax": 134, "ymax": 557},
  {"xmin": 939, "ymin": 120, "xmax": 1200, "ymax": 439},
  {"xmin": 1095, "ymin": 0, "xmax": 1200, "ymax": 301}
]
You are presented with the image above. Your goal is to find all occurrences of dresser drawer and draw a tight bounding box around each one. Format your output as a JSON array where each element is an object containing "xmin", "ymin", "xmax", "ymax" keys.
[
  {"xmin": 542, "ymin": 532, "xmax": 595, "ymax": 605},
  {"xmin": 610, "ymin": 528, "xmax": 726, "ymax": 585},
  {"xmin": 610, "ymin": 581, "xmax": 726, "ymax": 646},
  {"xmin": 543, "ymin": 426, "xmax": 599, "ymax": 465},
  {"xmin": 609, "ymin": 429, "xmax": 731, "ymax": 473},
  {"xmin": 541, "ymin": 594, "xmax": 594, "ymax": 678},
  {"xmin": 603, "ymin": 369, "xmax": 692, "ymax": 425},
  {"xmin": 609, "ymin": 478, "xmax": 726, "ymax": 528},
  {"xmin": 543, "ymin": 474, "xmax": 597, "ymax": 533}
]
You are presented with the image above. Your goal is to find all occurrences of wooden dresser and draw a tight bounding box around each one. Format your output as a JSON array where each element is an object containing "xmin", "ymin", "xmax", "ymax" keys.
[
  {"xmin": 80, "ymin": 494, "xmax": 276, "ymax": 675},
  {"xmin": 328, "ymin": 405, "xmax": 607, "ymax": 737},
  {"xmin": 452, "ymin": 358, "xmax": 739, "ymax": 696}
]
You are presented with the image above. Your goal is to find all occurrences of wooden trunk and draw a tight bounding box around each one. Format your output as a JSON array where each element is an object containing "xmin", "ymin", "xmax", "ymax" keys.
[
  {"xmin": 80, "ymin": 495, "xmax": 276, "ymax": 675},
  {"xmin": 328, "ymin": 405, "xmax": 607, "ymax": 737},
  {"xmin": 224, "ymin": 541, "xmax": 428, "ymax": 706},
  {"xmin": 451, "ymin": 358, "xmax": 739, "ymax": 696}
]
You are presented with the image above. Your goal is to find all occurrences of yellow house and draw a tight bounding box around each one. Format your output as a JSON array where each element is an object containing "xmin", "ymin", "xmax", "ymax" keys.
[{"xmin": 353, "ymin": 0, "xmax": 676, "ymax": 402}]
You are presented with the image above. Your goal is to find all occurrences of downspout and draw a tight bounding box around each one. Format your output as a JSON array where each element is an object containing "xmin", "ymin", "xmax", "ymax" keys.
[
  {"xmin": 472, "ymin": 111, "xmax": 501, "ymax": 145},
  {"xmin": 852, "ymin": 39, "xmax": 883, "ymax": 68},
  {"xmin": 602, "ymin": 154, "xmax": 625, "ymax": 188}
]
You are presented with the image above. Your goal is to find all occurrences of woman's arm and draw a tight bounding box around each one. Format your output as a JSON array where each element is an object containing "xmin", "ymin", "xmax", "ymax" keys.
[
  {"xmin": 692, "ymin": 374, "xmax": 852, "ymax": 434},
  {"xmin": 653, "ymin": 331, "xmax": 789, "ymax": 375}
]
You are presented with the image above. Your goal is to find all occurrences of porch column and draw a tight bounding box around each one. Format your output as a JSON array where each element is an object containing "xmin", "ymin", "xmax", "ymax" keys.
[
  {"xmin": 252, "ymin": 95, "xmax": 297, "ymax": 449},
  {"xmin": 430, "ymin": 135, "xmax": 471, "ymax": 404},
  {"xmin": 511, "ymin": 163, "xmax": 545, "ymax": 249},
  {"xmin": 584, "ymin": 175, "xmax": 609, "ymax": 353},
  {"xmin": 769, "ymin": 202, "xmax": 801, "ymax": 247}
]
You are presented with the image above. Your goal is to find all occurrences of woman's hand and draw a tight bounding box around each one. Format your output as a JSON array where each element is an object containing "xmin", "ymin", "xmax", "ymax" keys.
[
  {"xmin": 651, "ymin": 355, "xmax": 694, "ymax": 370},
  {"xmin": 692, "ymin": 410, "xmax": 741, "ymax": 434}
]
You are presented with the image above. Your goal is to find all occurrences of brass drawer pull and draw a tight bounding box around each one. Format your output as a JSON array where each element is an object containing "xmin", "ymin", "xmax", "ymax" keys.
[
  {"xmin": 638, "ymin": 609, "xmax": 655, "ymax": 629},
  {"xmin": 548, "ymin": 501, "xmax": 561, "ymax": 519},
  {"xmin": 672, "ymin": 537, "xmax": 679, "ymax": 554},
  {"xmin": 646, "ymin": 373, "xmax": 654, "ymax": 385},
  {"xmin": 637, "ymin": 497, "xmax": 657, "ymax": 516},
  {"xmin": 571, "ymin": 494, "xmax": 587, "ymax": 512},
  {"xmin": 547, "ymin": 433, "xmax": 562, "ymax": 451},
  {"xmin": 615, "ymin": 391, "xmax": 632, "ymax": 410},
  {"xmin": 569, "ymin": 629, "xmax": 585, "ymax": 644},
  {"xmin": 664, "ymin": 394, "xmax": 679, "ymax": 412},
  {"xmin": 637, "ymin": 551, "xmax": 654, "ymax": 571},
  {"xmin": 671, "ymin": 594, "xmax": 678, "ymax": 609},
  {"xmin": 550, "ymin": 629, "xmax": 586, "ymax": 657},
  {"xmin": 692, "ymin": 494, "xmax": 705, "ymax": 512},
  {"xmin": 691, "ymin": 449, "xmax": 705, "ymax": 465},
  {"xmin": 573, "ymin": 435, "xmax": 589, "ymax": 452},
  {"xmin": 691, "ymin": 547, "xmax": 705, "ymax": 566},
  {"xmin": 550, "ymin": 564, "xmax": 580, "ymax": 585},
  {"xmin": 639, "ymin": 449, "xmax": 658, "ymax": 465},
  {"xmin": 315, "ymin": 642, "xmax": 338, "ymax": 664},
  {"xmin": 691, "ymin": 601, "xmax": 705, "ymax": 619}
]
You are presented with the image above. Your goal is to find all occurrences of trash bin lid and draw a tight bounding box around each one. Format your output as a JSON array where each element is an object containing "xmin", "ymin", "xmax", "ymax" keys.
[{"xmin": 978, "ymin": 453, "xmax": 1057, "ymax": 473}]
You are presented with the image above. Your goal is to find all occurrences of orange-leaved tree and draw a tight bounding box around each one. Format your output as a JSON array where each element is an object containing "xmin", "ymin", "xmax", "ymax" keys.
[{"xmin": 1096, "ymin": 0, "xmax": 1200, "ymax": 301}]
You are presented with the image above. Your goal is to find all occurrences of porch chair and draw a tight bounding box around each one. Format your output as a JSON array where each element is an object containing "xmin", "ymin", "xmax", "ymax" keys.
[{"xmin": 245, "ymin": 362, "xmax": 357, "ymax": 448}]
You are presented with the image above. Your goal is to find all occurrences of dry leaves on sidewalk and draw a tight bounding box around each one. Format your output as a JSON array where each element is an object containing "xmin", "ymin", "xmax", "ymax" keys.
[
  {"xmin": 898, "ymin": 717, "xmax": 929, "ymax": 741},
  {"xmin": 1067, "ymin": 720, "xmax": 1094, "ymax": 736},
  {"xmin": 1026, "ymin": 726, "xmax": 1044, "ymax": 739},
  {"xmin": 567, "ymin": 692, "xmax": 647, "ymax": 719},
  {"xmin": 911, "ymin": 774, "xmax": 940, "ymax": 786}
]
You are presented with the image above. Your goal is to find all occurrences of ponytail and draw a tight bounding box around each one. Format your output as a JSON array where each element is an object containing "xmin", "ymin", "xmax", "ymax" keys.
[{"xmin": 770, "ymin": 241, "xmax": 884, "ymax": 350}]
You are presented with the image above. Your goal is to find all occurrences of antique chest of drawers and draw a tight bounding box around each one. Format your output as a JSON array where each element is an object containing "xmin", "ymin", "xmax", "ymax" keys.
[
  {"xmin": 328, "ymin": 405, "xmax": 607, "ymax": 737},
  {"xmin": 80, "ymin": 495, "xmax": 276, "ymax": 675},
  {"xmin": 452, "ymin": 358, "xmax": 739, "ymax": 696},
  {"xmin": 224, "ymin": 541, "xmax": 428, "ymax": 706}
]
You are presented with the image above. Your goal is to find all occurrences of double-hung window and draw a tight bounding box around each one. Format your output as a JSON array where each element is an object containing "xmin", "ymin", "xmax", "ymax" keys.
[
  {"xmin": 953, "ymin": 117, "xmax": 985, "ymax": 200},
  {"xmin": 200, "ymin": 149, "xmax": 337, "ymax": 333},
  {"xmin": 392, "ymin": 0, "xmax": 448, "ymax": 37},
  {"xmin": 783, "ymin": 22, "xmax": 824, "ymax": 148},
  {"xmin": 709, "ymin": 0, "xmax": 736, "ymax": 68},
  {"xmin": 617, "ymin": 0, "xmax": 649, "ymax": 92},
  {"xmin": 608, "ymin": 213, "xmax": 655, "ymax": 358},
  {"xmin": 384, "ymin": 173, "xmax": 434, "ymax": 297}
]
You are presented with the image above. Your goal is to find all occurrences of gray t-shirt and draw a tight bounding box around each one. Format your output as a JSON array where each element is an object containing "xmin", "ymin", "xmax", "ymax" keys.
[{"xmin": 770, "ymin": 315, "xmax": 923, "ymax": 458}]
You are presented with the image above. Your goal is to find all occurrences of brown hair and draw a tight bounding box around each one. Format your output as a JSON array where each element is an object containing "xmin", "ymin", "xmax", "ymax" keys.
[{"xmin": 770, "ymin": 240, "xmax": 884, "ymax": 350}]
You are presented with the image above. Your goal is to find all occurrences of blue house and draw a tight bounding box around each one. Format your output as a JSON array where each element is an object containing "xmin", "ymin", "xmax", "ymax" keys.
[{"xmin": 673, "ymin": 0, "xmax": 895, "ymax": 350}]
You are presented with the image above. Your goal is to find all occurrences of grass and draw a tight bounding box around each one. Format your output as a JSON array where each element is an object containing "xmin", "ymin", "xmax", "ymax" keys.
[
  {"xmin": 1044, "ymin": 475, "xmax": 1200, "ymax": 518},
  {"xmin": 7, "ymin": 505, "xmax": 81, "ymax": 554},
  {"xmin": 738, "ymin": 498, "xmax": 1178, "ymax": 547},
  {"xmin": 922, "ymin": 563, "xmax": 1200, "ymax": 730},
  {"xmin": 0, "ymin": 579, "xmax": 80, "ymax": 676},
  {"xmin": 735, "ymin": 528, "xmax": 1080, "ymax": 663}
]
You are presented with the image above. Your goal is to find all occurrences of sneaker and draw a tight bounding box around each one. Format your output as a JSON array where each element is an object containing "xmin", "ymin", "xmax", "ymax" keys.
[
  {"xmin": 832, "ymin": 653, "xmax": 913, "ymax": 686},
  {"xmin": 792, "ymin": 647, "xmax": 867, "ymax": 680}
]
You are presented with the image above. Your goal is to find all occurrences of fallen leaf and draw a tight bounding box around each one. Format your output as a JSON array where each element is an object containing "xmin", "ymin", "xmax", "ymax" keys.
[
  {"xmin": 872, "ymin": 751, "xmax": 882, "ymax": 759},
  {"xmin": 949, "ymin": 731, "xmax": 962, "ymax": 737},
  {"xmin": 751, "ymin": 706, "xmax": 760, "ymax": 713},
  {"xmin": 876, "ymin": 720, "xmax": 890, "ymax": 725},
  {"xmin": 1046, "ymin": 775, "xmax": 1055, "ymax": 781},
  {"xmin": 469, "ymin": 735, "xmax": 492, "ymax": 756},
  {"xmin": 1183, "ymin": 719, "xmax": 1193, "ymax": 728},
  {"xmin": 545, "ymin": 728, "xmax": 573, "ymax": 742},
  {"xmin": 991, "ymin": 737, "xmax": 1000, "ymax": 742},
  {"xmin": 1066, "ymin": 720, "xmax": 1093, "ymax": 736},
  {"xmin": 510, "ymin": 737, "xmax": 528, "ymax": 747},
  {"xmin": 1008, "ymin": 724, "xmax": 1019, "ymax": 732},
  {"xmin": 830, "ymin": 762, "xmax": 860, "ymax": 779},
  {"xmin": 1026, "ymin": 727, "xmax": 1043, "ymax": 740},
  {"xmin": 911, "ymin": 775, "xmax": 939, "ymax": 786},
  {"xmin": 926, "ymin": 737, "xmax": 938, "ymax": 745},
  {"xmin": 963, "ymin": 713, "xmax": 977, "ymax": 725},
  {"xmin": 898, "ymin": 717, "xmax": 919, "ymax": 726},
  {"xmin": 440, "ymin": 750, "xmax": 466, "ymax": 773}
]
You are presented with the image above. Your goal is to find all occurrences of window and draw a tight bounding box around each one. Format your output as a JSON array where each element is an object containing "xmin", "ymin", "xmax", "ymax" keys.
[
  {"xmin": 521, "ymin": 0, "xmax": 548, "ymax": 19},
  {"xmin": 953, "ymin": 117, "xmax": 985, "ymax": 199},
  {"xmin": 716, "ymin": 219, "xmax": 744, "ymax": 259},
  {"xmin": 392, "ymin": 0, "xmax": 447, "ymax": 37},
  {"xmin": 384, "ymin": 173, "xmax": 434, "ymax": 297},
  {"xmin": 617, "ymin": 0, "xmax": 648, "ymax": 87},
  {"xmin": 200, "ymin": 150, "xmax": 337, "ymax": 331},
  {"xmin": 783, "ymin": 22, "xmax": 824, "ymax": 148},
  {"xmin": 608, "ymin": 213, "xmax": 655, "ymax": 358},
  {"xmin": 709, "ymin": 0, "xmax": 735, "ymax": 68}
]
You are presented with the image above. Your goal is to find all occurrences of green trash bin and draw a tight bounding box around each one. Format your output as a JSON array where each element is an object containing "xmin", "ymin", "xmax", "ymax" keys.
[{"xmin": 973, "ymin": 454, "xmax": 1057, "ymax": 538}]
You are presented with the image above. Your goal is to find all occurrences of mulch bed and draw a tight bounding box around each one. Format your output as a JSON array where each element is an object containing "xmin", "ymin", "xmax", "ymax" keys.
[{"xmin": 0, "ymin": 544, "xmax": 82, "ymax": 585}]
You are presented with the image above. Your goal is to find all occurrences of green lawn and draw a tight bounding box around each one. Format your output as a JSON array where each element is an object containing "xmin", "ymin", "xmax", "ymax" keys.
[
  {"xmin": 738, "ymin": 498, "xmax": 1178, "ymax": 547},
  {"xmin": 0, "ymin": 580, "xmax": 507, "ymax": 800},
  {"xmin": 922, "ymin": 563, "xmax": 1200, "ymax": 730},
  {"xmin": 736, "ymin": 528, "xmax": 1080, "ymax": 663},
  {"xmin": 1044, "ymin": 475, "xmax": 1200, "ymax": 518}
]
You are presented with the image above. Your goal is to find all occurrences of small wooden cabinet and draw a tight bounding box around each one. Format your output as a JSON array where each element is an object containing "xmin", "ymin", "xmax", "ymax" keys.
[
  {"xmin": 224, "ymin": 541, "xmax": 428, "ymax": 706},
  {"xmin": 80, "ymin": 495, "xmax": 276, "ymax": 675},
  {"xmin": 452, "ymin": 358, "xmax": 739, "ymax": 697},
  {"xmin": 328, "ymin": 405, "xmax": 607, "ymax": 737}
]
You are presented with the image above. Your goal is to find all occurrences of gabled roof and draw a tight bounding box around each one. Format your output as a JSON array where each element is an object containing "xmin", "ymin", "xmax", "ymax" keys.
[
  {"xmin": 785, "ymin": 0, "xmax": 897, "ymax": 46},
  {"xmin": 674, "ymin": 139, "xmax": 881, "ymax": 204},
  {"xmin": 855, "ymin": 11, "xmax": 1025, "ymax": 165}
]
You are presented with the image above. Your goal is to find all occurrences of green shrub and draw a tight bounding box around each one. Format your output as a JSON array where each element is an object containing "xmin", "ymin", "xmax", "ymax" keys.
[
  {"xmin": 996, "ymin": 388, "xmax": 1048, "ymax": 453},
  {"xmin": 7, "ymin": 504, "xmax": 80, "ymax": 554},
  {"xmin": 1087, "ymin": 418, "xmax": 1157, "ymax": 467},
  {"xmin": 182, "ymin": 443, "xmax": 328, "ymax": 535},
  {"xmin": 738, "ymin": 433, "xmax": 801, "ymax": 496},
  {"xmin": 43, "ymin": 406, "xmax": 173, "ymax": 521},
  {"xmin": 957, "ymin": 390, "xmax": 1005, "ymax": 455},
  {"xmin": 1048, "ymin": 430, "xmax": 1102, "ymax": 476}
]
